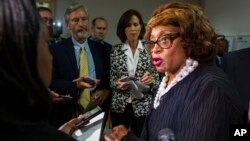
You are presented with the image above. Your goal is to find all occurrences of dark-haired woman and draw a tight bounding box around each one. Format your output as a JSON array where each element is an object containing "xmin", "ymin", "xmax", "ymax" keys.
[{"xmin": 110, "ymin": 9, "xmax": 159, "ymax": 137}]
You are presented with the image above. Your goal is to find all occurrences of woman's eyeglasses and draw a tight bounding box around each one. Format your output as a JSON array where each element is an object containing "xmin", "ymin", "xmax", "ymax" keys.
[{"xmin": 143, "ymin": 32, "xmax": 180, "ymax": 52}]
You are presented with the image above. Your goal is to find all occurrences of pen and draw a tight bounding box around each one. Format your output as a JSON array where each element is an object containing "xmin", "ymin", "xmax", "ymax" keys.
[
  {"xmin": 47, "ymin": 88, "xmax": 51, "ymax": 93},
  {"xmin": 72, "ymin": 78, "xmax": 81, "ymax": 82},
  {"xmin": 73, "ymin": 77, "xmax": 96, "ymax": 83}
]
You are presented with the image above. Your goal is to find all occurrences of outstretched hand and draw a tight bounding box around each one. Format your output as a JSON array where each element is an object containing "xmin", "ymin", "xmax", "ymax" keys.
[
  {"xmin": 103, "ymin": 125, "xmax": 128, "ymax": 141},
  {"xmin": 58, "ymin": 115, "xmax": 84, "ymax": 135},
  {"xmin": 50, "ymin": 90, "xmax": 72, "ymax": 103}
]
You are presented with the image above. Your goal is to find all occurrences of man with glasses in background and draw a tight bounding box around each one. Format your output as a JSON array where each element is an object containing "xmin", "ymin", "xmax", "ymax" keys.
[
  {"xmin": 38, "ymin": 7, "xmax": 54, "ymax": 43},
  {"xmin": 38, "ymin": 7, "xmax": 63, "ymax": 44}
]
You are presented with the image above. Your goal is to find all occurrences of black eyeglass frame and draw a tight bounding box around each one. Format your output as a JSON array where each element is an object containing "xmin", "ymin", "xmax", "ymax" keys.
[
  {"xmin": 143, "ymin": 32, "xmax": 180, "ymax": 51},
  {"xmin": 42, "ymin": 17, "xmax": 54, "ymax": 25}
]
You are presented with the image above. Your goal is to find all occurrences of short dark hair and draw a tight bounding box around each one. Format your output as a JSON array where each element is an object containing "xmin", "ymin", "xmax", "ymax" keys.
[
  {"xmin": 92, "ymin": 17, "xmax": 108, "ymax": 27},
  {"xmin": 116, "ymin": 9, "xmax": 145, "ymax": 43},
  {"xmin": 215, "ymin": 34, "xmax": 229, "ymax": 56}
]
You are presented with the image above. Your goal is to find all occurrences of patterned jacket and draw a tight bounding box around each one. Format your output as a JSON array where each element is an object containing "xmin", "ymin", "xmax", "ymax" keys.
[{"xmin": 110, "ymin": 42, "xmax": 160, "ymax": 117}]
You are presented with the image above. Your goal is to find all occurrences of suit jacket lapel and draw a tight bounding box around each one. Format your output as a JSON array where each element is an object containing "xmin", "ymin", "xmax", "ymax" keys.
[{"xmin": 65, "ymin": 38, "xmax": 79, "ymax": 76}]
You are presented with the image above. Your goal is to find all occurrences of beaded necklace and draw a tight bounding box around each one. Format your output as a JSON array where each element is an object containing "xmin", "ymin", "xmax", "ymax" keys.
[{"xmin": 154, "ymin": 58, "xmax": 199, "ymax": 109}]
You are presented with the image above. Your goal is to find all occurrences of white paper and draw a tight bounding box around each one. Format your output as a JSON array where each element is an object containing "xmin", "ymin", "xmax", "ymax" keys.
[{"xmin": 72, "ymin": 112, "xmax": 105, "ymax": 141}]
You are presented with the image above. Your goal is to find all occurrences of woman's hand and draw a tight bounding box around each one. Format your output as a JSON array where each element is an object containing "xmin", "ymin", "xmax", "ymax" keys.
[
  {"xmin": 139, "ymin": 71, "xmax": 154, "ymax": 85},
  {"xmin": 92, "ymin": 89, "xmax": 110, "ymax": 106},
  {"xmin": 117, "ymin": 76, "xmax": 132, "ymax": 90},
  {"xmin": 58, "ymin": 115, "xmax": 84, "ymax": 135},
  {"xmin": 103, "ymin": 125, "xmax": 128, "ymax": 141}
]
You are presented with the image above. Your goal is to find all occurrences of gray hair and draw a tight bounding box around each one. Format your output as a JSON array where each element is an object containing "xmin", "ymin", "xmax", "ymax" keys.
[{"xmin": 64, "ymin": 3, "xmax": 88, "ymax": 24}]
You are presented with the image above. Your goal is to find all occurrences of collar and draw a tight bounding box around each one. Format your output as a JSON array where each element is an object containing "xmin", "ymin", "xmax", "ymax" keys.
[
  {"xmin": 121, "ymin": 40, "xmax": 144, "ymax": 51},
  {"xmin": 72, "ymin": 37, "xmax": 87, "ymax": 49},
  {"xmin": 89, "ymin": 35, "xmax": 105, "ymax": 44}
]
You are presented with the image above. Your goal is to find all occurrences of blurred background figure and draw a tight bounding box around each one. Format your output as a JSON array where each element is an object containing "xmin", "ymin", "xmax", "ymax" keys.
[
  {"xmin": 89, "ymin": 17, "xmax": 112, "ymax": 57},
  {"xmin": 38, "ymin": 6, "xmax": 68, "ymax": 103},
  {"xmin": 220, "ymin": 47, "xmax": 250, "ymax": 123},
  {"xmin": 38, "ymin": 7, "xmax": 54, "ymax": 37},
  {"xmin": 214, "ymin": 34, "xmax": 229, "ymax": 66},
  {"xmin": 0, "ymin": 0, "xmax": 83, "ymax": 140},
  {"xmin": 109, "ymin": 9, "xmax": 159, "ymax": 137},
  {"xmin": 38, "ymin": 6, "xmax": 63, "ymax": 44},
  {"xmin": 90, "ymin": 17, "xmax": 109, "ymax": 43}
]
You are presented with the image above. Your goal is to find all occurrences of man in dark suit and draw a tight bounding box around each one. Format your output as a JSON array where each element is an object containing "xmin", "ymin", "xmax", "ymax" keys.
[
  {"xmin": 220, "ymin": 47, "xmax": 250, "ymax": 122},
  {"xmin": 49, "ymin": 3, "xmax": 110, "ymax": 128},
  {"xmin": 89, "ymin": 17, "xmax": 112, "ymax": 54}
]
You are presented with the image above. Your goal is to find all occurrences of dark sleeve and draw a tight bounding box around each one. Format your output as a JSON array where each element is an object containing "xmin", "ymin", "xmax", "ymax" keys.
[
  {"xmin": 2, "ymin": 121, "xmax": 77, "ymax": 141},
  {"xmin": 122, "ymin": 132, "xmax": 144, "ymax": 141},
  {"xmin": 34, "ymin": 123, "xmax": 77, "ymax": 141},
  {"xmin": 49, "ymin": 44, "xmax": 78, "ymax": 98},
  {"xmin": 219, "ymin": 52, "xmax": 228, "ymax": 71},
  {"xmin": 122, "ymin": 118, "xmax": 149, "ymax": 141},
  {"xmin": 92, "ymin": 41, "xmax": 111, "ymax": 91},
  {"xmin": 100, "ymin": 46, "xmax": 111, "ymax": 90},
  {"xmin": 176, "ymin": 82, "xmax": 242, "ymax": 141},
  {"xmin": 104, "ymin": 44, "xmax": 112, "ymax": 90}
]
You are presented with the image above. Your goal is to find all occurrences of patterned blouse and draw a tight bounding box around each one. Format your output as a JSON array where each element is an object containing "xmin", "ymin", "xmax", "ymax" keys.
[{"xmin": 110, "ymin": 41, "xmax": 160, "ymax": 117}]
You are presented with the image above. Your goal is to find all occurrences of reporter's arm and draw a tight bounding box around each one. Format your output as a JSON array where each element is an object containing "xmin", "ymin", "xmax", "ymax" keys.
[
  {"xmin": 104, "ymin": 125, "xmax": 143, "ymax": 141},
  {"xmin": 58, "ymin": 115, "xmax": 84, "ymax": 135}
]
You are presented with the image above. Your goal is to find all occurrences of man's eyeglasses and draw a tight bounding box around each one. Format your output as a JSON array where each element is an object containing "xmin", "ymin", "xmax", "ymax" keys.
[
  {"xmin": 42, "ymin": 17, "xmax": 53, "ymax": 25},
  {"xmin": 143, "ymin": 32, "xmax": 180, "ymax": 52}
]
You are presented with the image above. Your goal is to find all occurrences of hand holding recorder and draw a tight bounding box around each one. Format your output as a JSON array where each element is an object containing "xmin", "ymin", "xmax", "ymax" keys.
[
  {"xmin": 48, "ymin": 88, "xmax": 73, "ymax": 103},
  {"xmin": 74, "ymin": 76, "xmax": 100, "ymax": 89},
  {"xmin": 117, "ymin": 75, "xmax": 150, "ymax": 99}
]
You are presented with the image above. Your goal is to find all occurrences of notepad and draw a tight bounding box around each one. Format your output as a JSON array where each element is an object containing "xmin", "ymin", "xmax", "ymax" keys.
[
  {"xmin": 75, "ymin": 106, "xmax": 102, "ymax": 128},
  {"xmin": 72, "ymin": 112, "xmax": 105, "ymax": 141}
]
